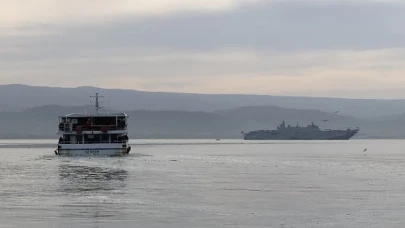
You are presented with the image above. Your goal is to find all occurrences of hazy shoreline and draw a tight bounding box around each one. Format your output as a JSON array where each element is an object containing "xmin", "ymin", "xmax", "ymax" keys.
[
  {"xmin": 0, "ymin": 85, "xmax": 404, "ymax": 140},
  {"xmin": 0, "ymin": 138, "xmax": 402, "ymax": 150}
]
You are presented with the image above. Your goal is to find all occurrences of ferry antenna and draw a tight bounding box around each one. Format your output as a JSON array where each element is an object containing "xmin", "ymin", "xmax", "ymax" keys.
[{"xmin": 90, "ymin": 93, "xmax": 104, "ymax": 114}]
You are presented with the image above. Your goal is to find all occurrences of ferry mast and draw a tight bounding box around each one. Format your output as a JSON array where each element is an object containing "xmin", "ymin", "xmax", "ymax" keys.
[{"xmin": 90, "ymin": 93, "xmax": 103, "ymax": 114}]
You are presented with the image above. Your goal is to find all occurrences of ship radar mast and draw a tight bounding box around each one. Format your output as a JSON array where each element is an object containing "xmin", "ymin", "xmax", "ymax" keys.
[{"xmin": 90, "ymin": 93, "xmax": 104, "ymax": 114}]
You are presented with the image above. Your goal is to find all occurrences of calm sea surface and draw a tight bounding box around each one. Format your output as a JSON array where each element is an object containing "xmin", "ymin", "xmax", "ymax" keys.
[{"xmin": 1, "ymin": 139, "xmax": 405, "ymax": 228}]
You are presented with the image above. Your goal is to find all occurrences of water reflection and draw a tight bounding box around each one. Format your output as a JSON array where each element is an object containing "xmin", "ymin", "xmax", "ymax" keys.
[
  {"xmin": 58, "ymin": 163, "xmax": 128, "ymax": 193},
  {"xmin": 56, "ymin": 162, "xmax": 130, "ymax": 222}
]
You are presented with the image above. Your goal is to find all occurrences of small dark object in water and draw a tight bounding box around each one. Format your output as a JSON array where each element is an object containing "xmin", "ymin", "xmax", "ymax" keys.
[{"xmin": 169, "ymin": 160, "xmax": 178, "ymax": 162}]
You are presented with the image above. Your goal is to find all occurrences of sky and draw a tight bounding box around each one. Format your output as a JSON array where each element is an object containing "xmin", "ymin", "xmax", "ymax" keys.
[{"xmin": 1, "ymin": 0, "xmax": 405, "ymax": 98}]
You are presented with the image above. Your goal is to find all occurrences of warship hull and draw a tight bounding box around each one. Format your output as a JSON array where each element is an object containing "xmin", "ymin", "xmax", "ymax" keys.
[
  {"xmin": 243, "ymin": 130, "xmax": 358, "ymax": 140},
  {"xmin": 242, "ymin": 121, "xmax": 359, "ymax": 140}
]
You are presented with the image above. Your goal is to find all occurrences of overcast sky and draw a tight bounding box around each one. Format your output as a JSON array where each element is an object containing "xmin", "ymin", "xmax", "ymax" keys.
[{"xmin": 1, "ymin": 0, "xmax": 405, "ymax": 98}]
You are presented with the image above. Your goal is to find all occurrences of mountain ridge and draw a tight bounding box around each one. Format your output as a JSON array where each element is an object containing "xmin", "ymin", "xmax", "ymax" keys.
[
  {"xmin": 0, "ymin": 104, "xmax": 402, "ymax": 139},
  {"xmin": 1, "ymin": 84, "xmax": 405, "ymax": 118}
]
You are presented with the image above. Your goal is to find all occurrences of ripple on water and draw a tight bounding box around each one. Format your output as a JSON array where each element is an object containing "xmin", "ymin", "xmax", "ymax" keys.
[{"xmin": 2, "ymin": 140, "xmax": 405, "ymax": 228}]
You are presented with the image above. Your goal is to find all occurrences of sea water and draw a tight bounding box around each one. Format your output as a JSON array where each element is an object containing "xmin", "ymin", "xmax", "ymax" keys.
[{"xmin": 1, "ymin": 139, "xmax": 405, "ymax": 228}]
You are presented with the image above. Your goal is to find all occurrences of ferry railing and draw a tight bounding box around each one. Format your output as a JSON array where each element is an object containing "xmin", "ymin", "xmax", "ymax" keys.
[
  {"xmin": 58, "ymin": 140, "xmax": 128, "ymax": 145},
  {"xmin": 58, "ymin": 124, "xmax": 128, "ymax": 132}
]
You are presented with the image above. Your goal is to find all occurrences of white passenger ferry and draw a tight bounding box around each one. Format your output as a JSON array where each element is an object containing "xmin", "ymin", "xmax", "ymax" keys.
[{"xmin": 55, "ymin": 93, "xmax": 131, "ymax": 156}]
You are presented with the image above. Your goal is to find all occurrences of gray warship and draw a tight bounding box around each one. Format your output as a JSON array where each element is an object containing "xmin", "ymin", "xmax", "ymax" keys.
[{"xmin": 242, "ymin": 121, "xmax": 359, "ymax": 140}]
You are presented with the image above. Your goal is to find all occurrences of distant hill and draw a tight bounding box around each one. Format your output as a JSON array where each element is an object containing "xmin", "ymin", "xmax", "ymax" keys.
[
  {"xmin": 0, "ymin": 106, "xmax": 240, "ymax": 139},
  {"xmin": 1, "ymin": 84, "xmax": 405, "ymax": 118},
  {"xmin": 216, "ymin": 106, "xmax": 361, "ymax": 131},
  {"xmin": 0, "ymin": 104, "xmax": 403, "ymax": 139}
]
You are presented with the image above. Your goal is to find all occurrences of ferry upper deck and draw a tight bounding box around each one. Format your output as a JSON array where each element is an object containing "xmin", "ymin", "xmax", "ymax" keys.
[{"xmin": 58, "ymin": 113, "xmax": 128, "ymax": 133}]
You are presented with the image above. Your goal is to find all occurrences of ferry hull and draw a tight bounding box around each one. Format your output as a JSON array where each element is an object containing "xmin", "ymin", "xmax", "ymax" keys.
[{"xmin": 56, "ymin": 143, "xmax": 131, "ymax": 156}]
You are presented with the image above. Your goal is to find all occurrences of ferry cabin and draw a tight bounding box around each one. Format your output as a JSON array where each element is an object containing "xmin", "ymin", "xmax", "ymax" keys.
[{"xmin": 56, "ymin": 113, "xmax": 131, "ymax": 155}]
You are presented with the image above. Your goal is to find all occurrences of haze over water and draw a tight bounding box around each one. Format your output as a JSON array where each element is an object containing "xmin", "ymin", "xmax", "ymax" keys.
[{"xmin": 1, "ymin": 139, "xmax": 405, "ymax": 228}]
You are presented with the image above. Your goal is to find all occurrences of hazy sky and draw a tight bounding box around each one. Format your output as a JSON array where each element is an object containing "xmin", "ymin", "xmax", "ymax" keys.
[{"xmin": 1, "ymin": 0, "xmax": 405, "ymax": 98}]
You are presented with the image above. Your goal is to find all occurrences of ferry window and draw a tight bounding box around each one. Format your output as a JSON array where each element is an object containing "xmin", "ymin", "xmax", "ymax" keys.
[
  {"xmin": 85, "ymin": 134, "xmax": 100, "ymax": 144},
  {"xmin": 77, "ymin": 117, "xmax": 89, "ymax": 125},
  {"xmin": 111, "ymin": 134, "xmax": 118, "ymax": 142},
  {"xmin": 117, "ymin": 117, "xmax": 126, "ymax": 127},
  {"xmin": 101, "ymin": 134, "xmax": 109, "ymax": 143},
  {"xmin": 93, "ymin": 117, "xmax": 116, "ymax": 126}
]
